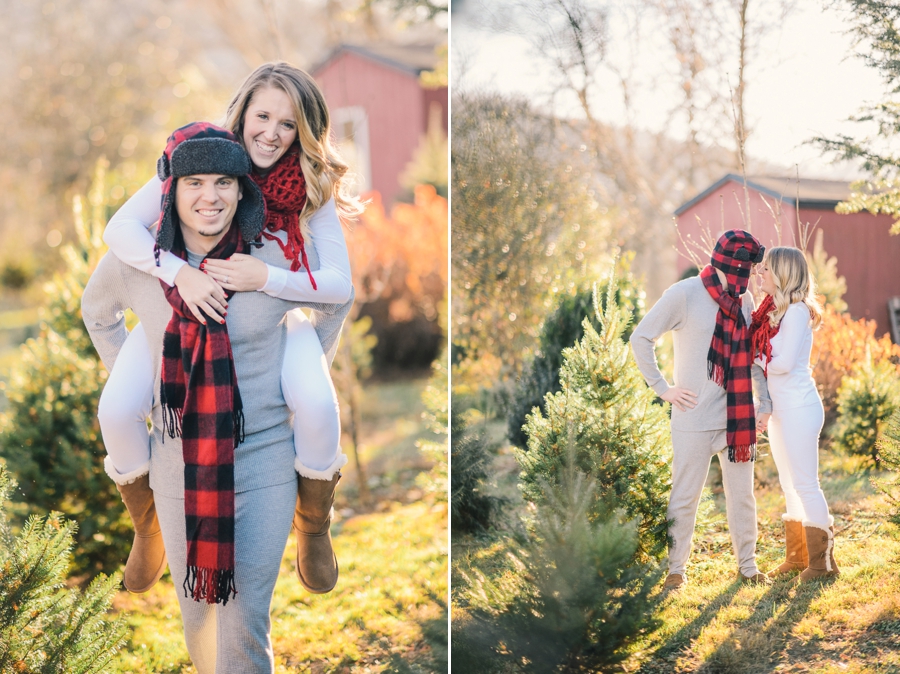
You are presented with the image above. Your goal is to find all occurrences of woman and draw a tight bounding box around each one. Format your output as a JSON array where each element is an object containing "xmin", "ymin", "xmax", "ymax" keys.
[
  {"xmin": 97, "ymin": 62, "xmax": 364, "ymax": 597},
  {"xmin": 750, "ymin": 246, "xmax": 839, "ymax": 580}
]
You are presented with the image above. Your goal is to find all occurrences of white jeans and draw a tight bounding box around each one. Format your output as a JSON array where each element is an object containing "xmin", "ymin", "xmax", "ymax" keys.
[
  {"xmin": 768, "ymin": 401, "xmax": 831, "ymax": 527},
  {"xmin": 98, "ymin": 309, "xmax": 341, "ymax": 476}
]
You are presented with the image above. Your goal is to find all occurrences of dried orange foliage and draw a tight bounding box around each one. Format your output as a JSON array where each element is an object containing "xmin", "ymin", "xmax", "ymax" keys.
[
  {"xmin": 346, "ymin": 185, "xmax": 447, "ymax": 323},
  {"xmin": 812, "ymin": 304, "xmax": 900, "ymax": 414}
]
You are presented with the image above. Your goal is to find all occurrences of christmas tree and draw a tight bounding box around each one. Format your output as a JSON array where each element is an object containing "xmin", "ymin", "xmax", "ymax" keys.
[
  {"xmin": 518, "ymin": 264, "xmax": 672, "ymax": 561},
  {"xmin": 0, "ymin": 464, "xmax": 126, "ymax": 673}
]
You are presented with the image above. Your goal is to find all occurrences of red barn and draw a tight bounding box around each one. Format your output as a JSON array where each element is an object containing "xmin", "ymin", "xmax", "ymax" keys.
[
  {"xmin": 674, "ymin": 174, "xmax": 900, "ymax": 339},
  {"xmin": 313, "ymin": 42, "xmax": 448, "ymax": 206}
]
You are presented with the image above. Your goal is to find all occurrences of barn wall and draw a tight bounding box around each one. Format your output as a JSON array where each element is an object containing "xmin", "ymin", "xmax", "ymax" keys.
[
  {"xmin": 807, "ymin": 209, "xmax": 900, "ymax": 335},
  {"xmin": 315, "ymin": 51, "xmax": 426, "ymax": 205}
]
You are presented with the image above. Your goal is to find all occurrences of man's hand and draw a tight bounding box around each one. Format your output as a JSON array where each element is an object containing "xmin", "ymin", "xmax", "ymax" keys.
[
  {"xmin": 173, "ymin": 265, "xmax": 228, "ymax": 324},
  {"xmin": 756, "ymin": 412, "xmax": 771, "ymax": 434},
  {"xmin": 660, "ymin": 386, "xmax": 698, "ymax": 412},
  {"xmin": 202, "ymin": 254, "xmax": 269, "ymax": 292}
]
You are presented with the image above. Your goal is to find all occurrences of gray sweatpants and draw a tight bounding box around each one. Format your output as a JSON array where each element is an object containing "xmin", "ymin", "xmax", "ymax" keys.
[
  {"xmin": 669, "ymin": 429, "xmax": 760, "ymax": 578},
  {"xmin": 155, "ymin": 479, "xmax": 297, "ymax": 674}
]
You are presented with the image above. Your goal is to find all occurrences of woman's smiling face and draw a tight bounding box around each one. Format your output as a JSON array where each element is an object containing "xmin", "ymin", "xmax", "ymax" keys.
[
  {"xmin": 242, "ymin": 86, "xmax": 298, "ymax": 174},
  {"xmin": 758, "ymin": 261, "xmax": 777, "ymax": 296}
]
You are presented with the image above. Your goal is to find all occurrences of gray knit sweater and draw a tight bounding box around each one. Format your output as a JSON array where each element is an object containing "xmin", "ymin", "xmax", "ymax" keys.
[
  {"xmin": 630, "ymin": 275, "xmax": 771, "ymax": 431},
  {"xmin": 82, "ymin": 231, "xmax": 353, "ymax": 498}
]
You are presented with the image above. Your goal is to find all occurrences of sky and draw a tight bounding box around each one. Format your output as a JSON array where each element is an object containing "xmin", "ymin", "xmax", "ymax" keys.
[{"xmin": 453, "ymin": 0, "xmax": 886, "ymax": 180}]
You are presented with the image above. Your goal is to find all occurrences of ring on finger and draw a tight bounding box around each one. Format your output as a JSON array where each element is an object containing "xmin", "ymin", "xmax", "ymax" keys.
[{"xmin": 224, "ymin": 276, "xmax": 229, "ymax": 284}]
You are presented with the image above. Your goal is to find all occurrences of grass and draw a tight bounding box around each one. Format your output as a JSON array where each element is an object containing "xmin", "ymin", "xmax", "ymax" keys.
[
  {"xmin": 452, "ymin": 421, "xmax": 900, "ymax": 673},
  {"xmin": 106, "ymin": 376, "xmax": 448, "ymax": 674}
]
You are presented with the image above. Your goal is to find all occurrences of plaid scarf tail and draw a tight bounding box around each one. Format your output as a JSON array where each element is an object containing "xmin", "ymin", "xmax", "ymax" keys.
[
  {"xmin": 159, "ymin": 313, "xmax": 244, "ymax": 605},
  {"xmin": 700, "ymin": 266, "xmax": 757, "ymax": 462}
]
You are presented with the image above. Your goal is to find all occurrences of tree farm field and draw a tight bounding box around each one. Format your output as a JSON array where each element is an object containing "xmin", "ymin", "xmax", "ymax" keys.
[
  {"xmin": 453, "ymin": 420, "xmax": 900, "ymax": 673},
  {"xmin": 106, "ymin": 376, "xmax": 447, "ymax": 674}
]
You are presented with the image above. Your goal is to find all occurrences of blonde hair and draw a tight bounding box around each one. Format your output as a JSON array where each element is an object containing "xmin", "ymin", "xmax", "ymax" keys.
[
  {"xmin": 764, "ymin": 246, "xmax": 823, "ymax": 329},
  {"xmin": 222, "ymin": 62, "xmax": 365, "ymax": 233}
]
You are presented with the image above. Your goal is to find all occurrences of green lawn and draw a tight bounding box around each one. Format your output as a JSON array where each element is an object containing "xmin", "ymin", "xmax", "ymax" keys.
[
  {"xmin": 107, "ymin": 377, "xmax": 448, "ymax": 674},
  {"xmin": 453, "ymin": 422, "xmax": 900, "ymax": 673}
]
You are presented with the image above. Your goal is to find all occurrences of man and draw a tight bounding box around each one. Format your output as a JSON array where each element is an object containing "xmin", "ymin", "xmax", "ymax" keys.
[
  {"xmin": 630, "ymin": 230, "xmax": 770, "ymax": 590},
  {"xmin": 82, "ymin": 122, "xmax": 350, "ymax": 673}
]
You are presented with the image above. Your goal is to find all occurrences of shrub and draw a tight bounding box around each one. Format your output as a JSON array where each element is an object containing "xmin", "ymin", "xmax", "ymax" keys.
[
  {"xmin": 830, "ymin": 350, "xmax": 900, "ymax": 464},
  {"xmin": 812, "ymin": 304, "xmax": 900, "ymax": 422},
  {"xmin": 0, "ymin": 464, "xmax": 127, "ymax": 673},
  {"xmin": 507, "ymin": 259, "xmax": 645, "ymax": 448},
  {"xmin": 0, "ymin": 159, "xmax": 132, "ymax": 576},
  {"xmin": 417, "ymin": 358, "xmax": 448, "ymax": 501},
  {"xmin": 453, "ymin": 445, "xmax": 663, "ymax": 672},
  {"xmin": 451, "ymin": 403, "xmax": 504, "ymax": 534},
  {"xmin": 518, "ymin": 267, "xmax": 671, "ymax": 561}
]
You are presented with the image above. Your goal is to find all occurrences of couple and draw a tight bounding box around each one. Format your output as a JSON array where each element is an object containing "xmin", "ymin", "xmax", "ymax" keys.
[
  {"xmin": 631, "ymin": 230, "xmax": 839, "ymax": 590},
  {"xmin": 83, "ymin": 63, "xmax": 360, "ymax": 673}
]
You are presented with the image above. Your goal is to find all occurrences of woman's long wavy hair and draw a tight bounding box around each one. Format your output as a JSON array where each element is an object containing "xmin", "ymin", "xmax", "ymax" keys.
[
  {"xmin": 764, "ymin": 246, "xmax": 823, "ymax": 329},
  {"xmin": 222, "ymin": 62, "xmax": 365, "ymax": 234}
]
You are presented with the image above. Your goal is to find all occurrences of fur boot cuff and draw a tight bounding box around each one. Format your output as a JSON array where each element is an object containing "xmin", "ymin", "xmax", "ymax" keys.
[
  {"xmin": 104, "ymin": 456, "xmax": 151, "ymax": 485},
  {"xmin": 294, "ymin": 453, "xmax": 348, "ymax": 481},
  {"xmin": 782, "ymin": 514, "xmax": 804, "ymax": 523}
]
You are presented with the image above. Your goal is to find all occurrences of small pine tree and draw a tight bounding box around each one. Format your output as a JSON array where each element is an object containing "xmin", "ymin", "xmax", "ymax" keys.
[
  {"xmin": 0, "ymin": 464, "xmax": 127, "ymax": 673},
  {"xmin": 806, "ymin": 229, "xmax": 848, "ymax": 314},
  {"xmin": 507, "ymin": 258, "xmax": 645, "ymax": 448},
  {"xmin": 875, "ymin": 409, "xmax": 900, "ymax": 524},
  {"xmin": 454, "ymin": 442, "xmax": 663, "ymax": 672},
  {"xmin": 829, "ymin": 350, "xmax": 900, "ymax": 464},
  {"xmin": 518, "ymin": 265, "xmax": 672, "ymax": 561},
  {"xmin": 451, "ymin": 403, "xmax": 504, "ymax": 534},
  {"xmin": 0, "ymin": 158, "xmax": 132, "ymax": 575},
  {"xmin": 417, "ymin": 358, "xmax": 449, "ymax": 501}
]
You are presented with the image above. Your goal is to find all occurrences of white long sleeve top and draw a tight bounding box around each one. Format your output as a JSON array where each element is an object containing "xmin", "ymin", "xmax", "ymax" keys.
[
  {"xmin": 754, "ymin": 301, "xmax": 821, "ymax": 412},
  {"xmin": 103, "ymin": 175, "xmax": 353, "ymax": 303}
]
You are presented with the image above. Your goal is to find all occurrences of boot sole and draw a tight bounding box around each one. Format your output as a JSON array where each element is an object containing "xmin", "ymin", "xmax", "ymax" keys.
[{"xmin": 295, "ymin": 553, "xmax": 338, "ymax": 594}]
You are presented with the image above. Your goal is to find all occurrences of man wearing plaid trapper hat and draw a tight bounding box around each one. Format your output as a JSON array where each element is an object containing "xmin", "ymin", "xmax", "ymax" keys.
[
  {"xmin": 82, "ymin": 122, "xmax": 348, "ymax": 672},
  {"xmin": 630, "ymin": 230, "xmax": 772, "ymax": 590}
]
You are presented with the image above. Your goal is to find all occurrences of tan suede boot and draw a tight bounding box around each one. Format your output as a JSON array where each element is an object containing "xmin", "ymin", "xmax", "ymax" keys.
[
  {"xmin": 293, "ymin": 472, "xmax": 341, "ymax": 594},
  {"xmin": 799, "ymin": 520, "xmax": 840, "ymax": 582},
  {"xmin": 107, "ymin": 459, "xmax": 168, "ymax": 594},
  {"xmin": 768, "ymin": 516, "xmax": 808, "ymax": 577}
]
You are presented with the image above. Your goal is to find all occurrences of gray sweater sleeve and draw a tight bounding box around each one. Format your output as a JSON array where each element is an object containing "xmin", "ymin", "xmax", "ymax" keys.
[
  {"xmin": 629, "ymin": 284, "xmax": 687, "ymax": 397},
  {"xmin": 752, "ymin": 363, "xmax": 773, "ymax": 415},
  {"xmin": 81, "ymin": 253, "xmax": 130, "ymax": 372}
]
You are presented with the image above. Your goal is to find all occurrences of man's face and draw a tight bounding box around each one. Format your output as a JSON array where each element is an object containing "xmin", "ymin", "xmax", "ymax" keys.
[{"xmin": 175, "ymin": 174, "xmax": 242, "ymax": 245}]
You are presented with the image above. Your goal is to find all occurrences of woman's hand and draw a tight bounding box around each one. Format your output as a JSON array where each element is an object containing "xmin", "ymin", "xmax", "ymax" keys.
[
  {"xmin": 202, "ymin": 253, "xmax": 269, "ymax": 292},
  {"xmin": 173, "ymin": 265, "xmax": 228, "ymax": 324},
  {"xmin": 756, "ymin": 412, "xmax": 771, "ymax": 434}
]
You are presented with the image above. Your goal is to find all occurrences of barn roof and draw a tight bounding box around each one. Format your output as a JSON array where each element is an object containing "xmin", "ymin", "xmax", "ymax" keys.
[
  {"xmin": 674, "ymin": 173, "xmax": 852, "ymax": 216},
  {"xmin": 312, "ymin": 42, "xmax": 442, "ymax": 78}
]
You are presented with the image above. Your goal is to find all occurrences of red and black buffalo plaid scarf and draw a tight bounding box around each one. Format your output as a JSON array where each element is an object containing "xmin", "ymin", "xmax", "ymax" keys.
[
  {"xmin": 701, "ymin": 230, "xmax": 764, "ymax": 462},
  {"xmin": 250, "ymin": 146, "xmax": 317, "ymax": 290},
  {"xmin": 159, "ymin": 222, "xmax": 248, "ymax": 606},
  {"xmin": 750, "ymin": 294, "xmax": 780, "ymax": 377}
]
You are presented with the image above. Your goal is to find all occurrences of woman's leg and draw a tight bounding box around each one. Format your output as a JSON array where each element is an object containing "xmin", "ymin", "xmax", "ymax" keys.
[
  {"xmin": 97, "ymin": 323, "xmax": 166, "ymax": 592},
  {"xmin": 767, "ymin": 412, "xmax": 806, "ymax": 521},
  {"xmin": 97, "ymin": 322, "xmax": 153, "ymax": 476},
  {"xmin": 282, "ymin": 309, "xmax": 346, "ymax": 477},
  {"xmin": 779, "ymin": 403, "xmax": 831, "ymax": 527}
]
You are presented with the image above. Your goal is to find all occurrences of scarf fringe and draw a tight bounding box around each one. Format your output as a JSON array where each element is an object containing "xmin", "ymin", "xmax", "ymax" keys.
[
  {"xmin": 707, "ymin": 361, "xmax": 726, "ymax": 387},
  {"xmin": 728, "ymin": 443, "xmax": 757, "ymax": 463},
  {"xmin": 160, "ymin": 403, "xmax": 183, "ymax": 441},
  {"xmin": 183, "ymin": 565, "xmax": 237, "ymax": 605}
]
